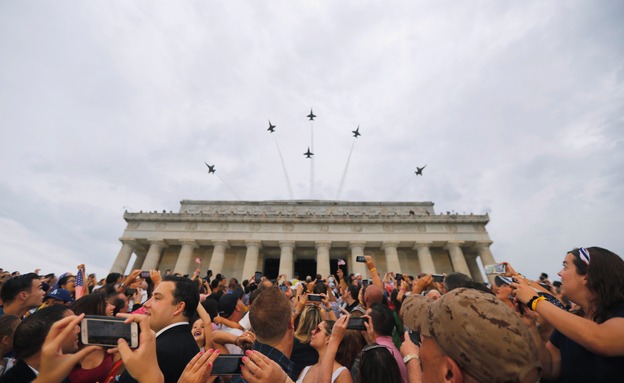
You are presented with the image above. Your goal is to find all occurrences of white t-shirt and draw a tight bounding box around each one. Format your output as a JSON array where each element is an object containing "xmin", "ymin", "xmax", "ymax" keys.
[{"xmin": 219, "ymin": 324, "xmax": 243, "ymax": 354}]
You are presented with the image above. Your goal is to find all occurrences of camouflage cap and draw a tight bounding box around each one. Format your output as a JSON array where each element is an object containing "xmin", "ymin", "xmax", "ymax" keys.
[{"xmin": 401, "ymin": 288, "xmax": 540, "ymax": 383}]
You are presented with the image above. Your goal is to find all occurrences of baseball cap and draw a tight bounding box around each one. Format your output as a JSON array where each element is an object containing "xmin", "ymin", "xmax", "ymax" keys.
[
  {"xmin": 46, "ymin": 288, "xmax": 72, "ymax": 303},
  {"xmin": 401, "ymin": 288, "xmax": 540, "ymax": 383},
  {"xmin": 217, "ymin": 288, "xmax": 243, "ymax": 318}
]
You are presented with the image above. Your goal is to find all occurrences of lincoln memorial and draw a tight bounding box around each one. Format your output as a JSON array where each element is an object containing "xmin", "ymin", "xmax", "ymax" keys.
[{"xmin": 110, "ymin": 200, "xmax": 497, "ymax": 282}]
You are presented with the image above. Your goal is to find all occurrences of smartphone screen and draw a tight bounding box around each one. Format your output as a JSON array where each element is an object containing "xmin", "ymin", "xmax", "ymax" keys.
[
  {"xmin": 308, "ymin": 294, "xmax": 322, "ymax": 302},
  {"xmin": 211, "ymin": 355, "xmax": 244, "ymax": 375},
  {"xmin": 432, "ymin": 274, "xmax": 444, "ymax": 283},
  {"xmin": 81, "ymin": 316, "xmax": 138, "ymax": 348},
  {"xmin": 279, "ymin": 285, "xmax": 288, "ymax": 292},
  {"xmin": 254, "ymin": 271, "xmax": 262, "ymax": 284},
  {"xmin": 140, "ymin": 271, "xmax": 150, "ymax": 279},
  {"xmin": 356, "ymin": 255, "xmax": 366, "ymax": 263},
  {"xmin": 346, "ymin": 317, "xmax": 367, "ymax": 331}
]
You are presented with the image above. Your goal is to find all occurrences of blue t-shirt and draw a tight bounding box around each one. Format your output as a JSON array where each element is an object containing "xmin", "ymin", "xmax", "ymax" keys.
[{"xmin": 550, "ymin": 304, "xmax": 624, "ymax": 383}]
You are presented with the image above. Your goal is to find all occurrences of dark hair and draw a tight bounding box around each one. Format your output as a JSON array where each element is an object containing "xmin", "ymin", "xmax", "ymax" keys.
[
  {"xmin": 336, "ymin": 329, "xmax": 366, "ymax": 370},
  {"xmin": 313, "ymin": 281, "xmax": 327, "ymax": 294},
  {"xmin": 249, "ymin": 287, "xmax": 292, "ymax": 344},
  {"xmin": 71, "ymin": 294, "xmax": 108, "ymax": 316},
  {"xmin": 0, "ymin": 315, "xmax": 20, "ymax": 338},
  {"xmin": 13, "ymin": 305, "xmax": 71, "ymax": 359},
  {"xmin": 444, "ymin": 272, "xmax": 473, "ymax": 292},
  {"xmin": 348, "ymin": 284, "xmax": 361, "ymax": 301},
  {"xmin": 163, "ymin": 275, "xmax": 199, "ymax": 319},
  {"xmin": 359, "ymin": 345, "xmax": 402, "ymax": 383},
  {"xmin": 106, "ymin": 273, "xmax": 122, "ymax": 285},
  {"xmin": 0, "ymin": 273, "xmax": 40, "ymax": 303},
  {"xmin": 58, "ymin": 274, "xmax": 74, "ymax": 287},
  {"xmin": 368, "ymin": 304, "xmax": 395, "ymax": 336},
  {"xmin": 569, "ymin": 247, "xmax": 624, "ymax": 323}
]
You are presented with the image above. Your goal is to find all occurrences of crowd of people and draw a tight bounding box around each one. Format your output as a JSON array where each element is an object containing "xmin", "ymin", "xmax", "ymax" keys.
[{"xmin": 0, "ymin": 246, "xmax": 623, "ymax": 383}]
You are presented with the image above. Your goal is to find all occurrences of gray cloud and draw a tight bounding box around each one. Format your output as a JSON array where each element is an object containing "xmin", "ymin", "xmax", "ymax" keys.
[{"xmin": 1, "ymin": 0, "xmax": 622, "ymax": 279}]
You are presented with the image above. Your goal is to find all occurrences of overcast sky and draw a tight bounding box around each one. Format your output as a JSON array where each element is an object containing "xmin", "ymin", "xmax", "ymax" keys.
[{"xmin": 1, "ymin": 1, "xmax": 622, "ymax": 281}]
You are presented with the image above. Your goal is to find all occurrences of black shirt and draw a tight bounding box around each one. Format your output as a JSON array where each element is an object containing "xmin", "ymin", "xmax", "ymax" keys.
[{"xmin": 550, "ymin": 304, "xmax": 624, "ymax": 383}]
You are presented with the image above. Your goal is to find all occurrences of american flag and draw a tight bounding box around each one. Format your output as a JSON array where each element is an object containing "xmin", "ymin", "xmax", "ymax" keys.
[
  {"xmin": 337, "ymin": 259, "xmax": 346, "ymax": 266},
  {"xmin": 75, "ymin": 268, "xmax": 84, "ymax": 299}
]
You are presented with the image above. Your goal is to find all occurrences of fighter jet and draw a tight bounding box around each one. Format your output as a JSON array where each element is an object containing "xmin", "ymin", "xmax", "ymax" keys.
[
  {"xmin": 205, "ymin": 163, "xmax": 216, "ymax": 174},
  {"xmin": 352, "ymin": 126, "xmax": 361, "ymax": 138},
  {"xmin": 304, "ymin": 147, "xmax": 314, "ymax": 158},
  {"xmin": 267, "ymin": 120, "xmax": 276, "ymax": 133},
  {"xmin": 414, "ymin": 165, "xmax": 427, "ymax": 176},
  {"xmin": 307, "ymin": 108, "xmax": 316, "ymax": 121}
]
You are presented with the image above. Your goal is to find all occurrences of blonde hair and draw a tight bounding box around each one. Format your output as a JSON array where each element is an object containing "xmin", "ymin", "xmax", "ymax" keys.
[{"xmin": 294, "ymin": 305, "xmax": 323, "ymax": 344}]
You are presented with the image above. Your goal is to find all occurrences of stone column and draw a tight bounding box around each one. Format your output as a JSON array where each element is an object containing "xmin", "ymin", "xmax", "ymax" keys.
[
  {"xmin": 131, "ymin": 251, "xmax": 146, "ymax": 271},
  {"xmin": 476, "ymin": 241, "xmax": 496, "ymax": 284},
  {"xmin": 382, "ymin": 242, "xmax": 401, "ymax": 274},
  {"xmin": 413, "ymin": 242, "xmax": 436, "ymax": 274},
  {"xmin": 349, "ymin": 241, "xmax": 367, "ymax": 276},
  {"xmin": 208, "ymin": 240, "xmax": 229, "ymax": 275},
  {"xmin": 466, "ymin": 256, "xmax": 485, "ymax": 283},
  {"xmin": 476, "ymin": 241, "xmax": 496, "ymax": 266},
  {"xmin": 110, "ymin": 238, "xmax": 135, "ymax": 274},
  {"xmin": 445, "ymin": 241, "xmax": 470, "ymax": 275},
  {"xmin": 174, "ymin": 239, "xmax": 198, "ymax": 275},
  {"xmin": 316, "ymin": 241, "xmax": 332, "ymax": 278},
  {"xmin": 241, "ymin": 241, "xmax": 261, "ymax": 281},
  {"xmin": 278, "ymin": 241, "xmax": 295, "ymax": 280},
  {"xmin": 142, "ymin": 240, "xmax": 167, "ymax": 271}
]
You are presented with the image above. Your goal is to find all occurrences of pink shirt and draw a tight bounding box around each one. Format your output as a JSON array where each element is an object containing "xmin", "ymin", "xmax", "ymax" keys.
[{"xmin": 375, "ymin": 336, "xmax": 407, "ymax": 383}]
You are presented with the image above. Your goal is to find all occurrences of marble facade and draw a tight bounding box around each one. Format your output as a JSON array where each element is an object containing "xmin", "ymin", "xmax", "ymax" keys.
[{"xmin": 110, "ymin": 200, "xmax": 496, "ymax": 282}]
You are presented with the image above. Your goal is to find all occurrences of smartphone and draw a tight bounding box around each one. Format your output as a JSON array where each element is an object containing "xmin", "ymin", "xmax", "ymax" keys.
[
  {"xmin": 432, "ymin": 274, "xmax": 445, "ymax": 283},
  {"xmin": 484, "ymin": 263, "xmax": 506, "ymax": 275},
  {"xmin": 81, "ymin": 315, "xmax": 139, "ymax": 348},
  {"xmin": 396, "ymin": 273, "xmax": 403, "ymax": 281},
  {"xmin": 308, "ymin": 294, "xmax": 322, "ymax": 302},
  {"xmin": 211, "ymin": 354, "xmax": 244, "ymax": 375},
  {"xmin": 408, "ymin": 330, "xmax": 421, "ymax": 347},
  {"xmin": 362, "ymin": 279, "xmax": 370, "ymax": 286},
  {"xmin": 254, "ymin": 271, "xmax": 262, "ymax": 284},
  {"xmin": 356, "ymin": 255, "xmax": 366, "ymax": 263},
  {"xmin": 140, "ymin": 271, "xmax": 150, "ymax": 279},
  {"xmin": 279, "ymin": 285, "xmax": 288, "ymax": 292},
  {"xmin": 346, "ymin": 317, "xmax": 368, "ymax": 331}
]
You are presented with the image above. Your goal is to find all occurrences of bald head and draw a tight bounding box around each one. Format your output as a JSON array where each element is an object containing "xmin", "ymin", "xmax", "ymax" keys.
[{"xmin": 364, "ymin": 285, "xmax": 384, "ymax": 308}]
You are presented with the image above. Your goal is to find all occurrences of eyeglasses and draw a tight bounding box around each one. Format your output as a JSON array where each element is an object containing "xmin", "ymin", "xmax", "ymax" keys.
[{"xmin": 312, "ymin": 324, "xmax": 331, "ymax": 337}]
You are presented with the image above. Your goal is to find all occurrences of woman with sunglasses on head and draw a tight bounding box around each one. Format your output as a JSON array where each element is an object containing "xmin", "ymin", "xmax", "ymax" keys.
[
  {"xmin": 296, "ymin": 319, "xmax": 352, "ymax": 383},
  {"xmin": 512, "ymin": 246, "xmax": 624, "ymax": 383}
]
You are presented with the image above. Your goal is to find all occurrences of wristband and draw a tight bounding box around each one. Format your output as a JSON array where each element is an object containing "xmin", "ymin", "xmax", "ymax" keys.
[
  {"xmin": 403, "ymin": 354, "xmax": 420, "ymax": 365},
  {"xmin": 530, "ymin": 296, "xmax": 546, "ymax": 311},
  {"xmin": 370, "ymin": 268, "xmax": 376, "ymax": 273},
  {"xmin": 526, "ymin": 295, "xmax": 544, "ymax": 311}
]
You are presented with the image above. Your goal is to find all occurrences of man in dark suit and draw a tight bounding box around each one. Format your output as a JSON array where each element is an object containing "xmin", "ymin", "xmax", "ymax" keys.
[{"xmin": 118, "ymin": 275, "xmax": 199, "ymax": 383}]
